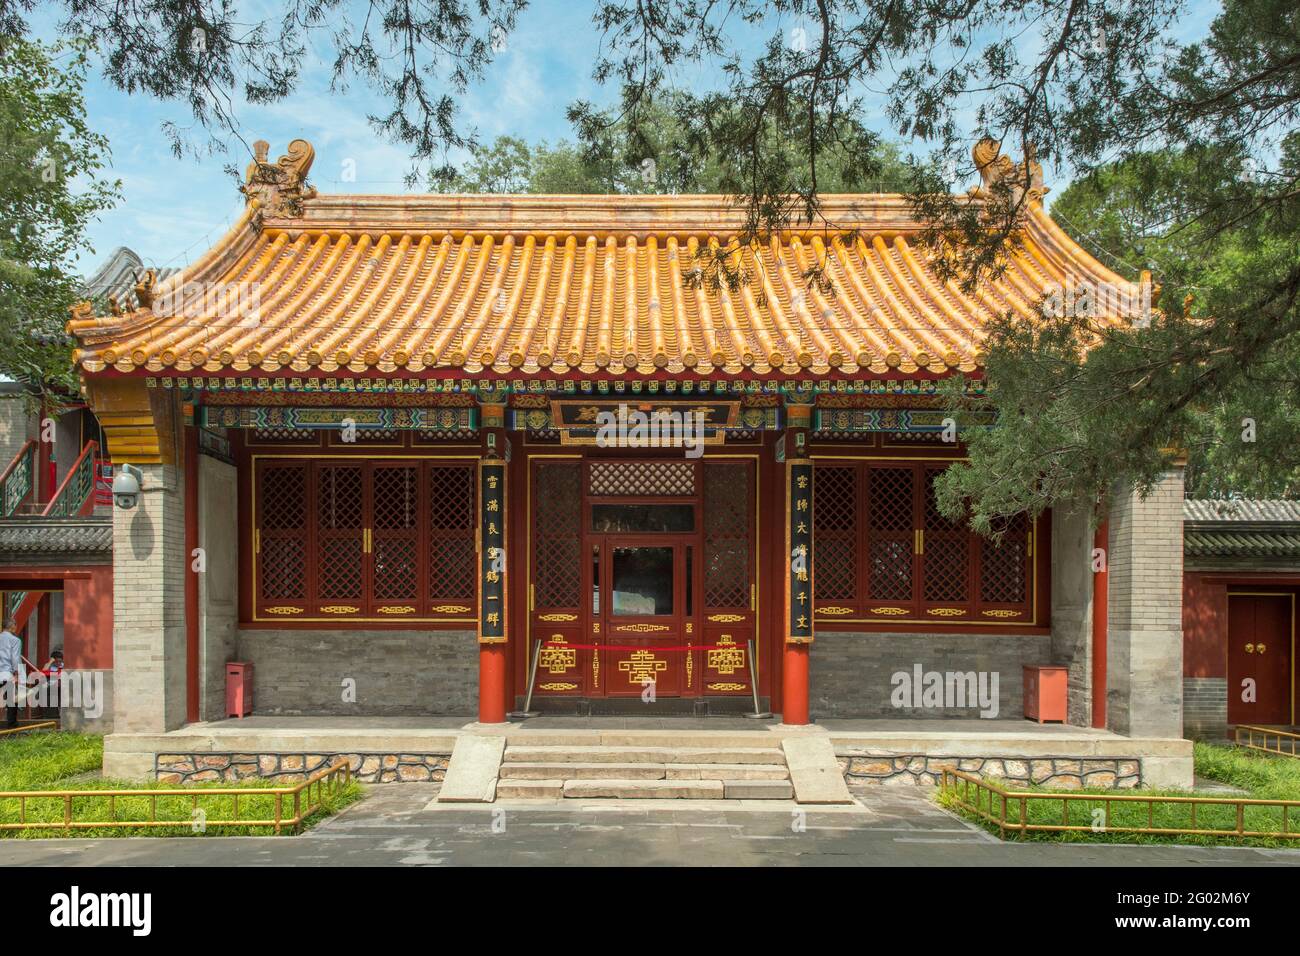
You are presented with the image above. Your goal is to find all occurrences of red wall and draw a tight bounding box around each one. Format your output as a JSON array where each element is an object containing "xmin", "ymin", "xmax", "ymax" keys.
[
  {"xmin": 1183, "ymin": 572, "xmax": 1228, "ymax": 677},
  {"xmin": 63, "ymin": 567, "xmax": 113, "ymax": 669}
]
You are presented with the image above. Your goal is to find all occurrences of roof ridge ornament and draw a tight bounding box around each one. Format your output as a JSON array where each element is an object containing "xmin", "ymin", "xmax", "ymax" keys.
[
  {"xmin": 972, "ymin": 137, "xmax": 1047, "ymax": 204},
  {"xmin": 241, "ymin": 138, "xmax": 318, "ymax": 222}
]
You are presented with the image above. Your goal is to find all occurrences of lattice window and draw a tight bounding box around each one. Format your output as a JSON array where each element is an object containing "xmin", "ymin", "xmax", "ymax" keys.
[
  {"xmin": 922, "ymin": 468, "xmax": 970, "ymax": 604},
  {"xmin": 980, "ymin": 514, "xmax": 1030, "ymax": 604},
  {"xmin": 535, "ymin": 462, "xmax": 582, "ymax": 608},
  {"xmin": 589, "ymin": 460, "xmax": 695, "ymax": 496},
  {"xmin": 813, "ymin": 465, "xmax": 857, "ymax": 602},
  {"xmin": 428, "ymin": 465, "xmax": 475, "ymax": 602},
  {"xmin": 258, "ymin": 464, "xmax": 306, "ymax": 601},
  {"xmin": 867, "ymin": 466, "xmax": 916, "ymax": 603},
  {"xmin": 703, "ymin": 462, "xmax": 751, "ymax": 608}
]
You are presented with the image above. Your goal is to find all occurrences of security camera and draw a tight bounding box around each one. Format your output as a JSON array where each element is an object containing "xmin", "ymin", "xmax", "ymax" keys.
[{"xmin": 112, "ymin": 464, "xmax": 143, "ymax": 511}]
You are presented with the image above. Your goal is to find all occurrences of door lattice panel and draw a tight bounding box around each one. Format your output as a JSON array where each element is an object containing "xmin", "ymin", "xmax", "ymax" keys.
[
  {"xmin": 428, "ymin": 465, "xmax": 475, "ymax": 602},
  {"xmin": 813, "ymin": 465, "xmax": 857, "ymax": 602},
  {"xmin": 535, "ymin": 462, "xmax": 582, "ymax": 608},
  {"xmin": 257, "ymin": 464, "xmax": 307, "ymax": 602},
  {"xmin": 980, "ymin": 515, "xmax": 1029, "ymax": 604},
  {"xmin": 589, "ymin": 460, "xmax": 695, "ymax": 496},
  {"xmin": 319, "ymin": 538, "xmax": 364, "ymax": 599},
  {"xmin": 259, "ymin": 538, "xmax": 305, "ymax": 599},
  {"xmin": 318, "ymin": 466, "xmax": 364, "ymax": 530},
  {"xmin": 373, "ymin": 467, "xmax": 419, "ymax": 530},
  {"xmin": 703, "ymin": 462, "xmax": 750, "ymax": 608},
  {"xmin": 923, "ymin": 469, "xmax": 970, "ymax": 604},
  {"xmin": 867, "ymin": 467, "xmax": 915, "ymax": 603},
  {"xmin": 374, "ymin": 538, "xmax": 418, "ymax": 599},
  {"xmin": 259, "ymin": 465, "xmax": 305, "ymax": 530}
]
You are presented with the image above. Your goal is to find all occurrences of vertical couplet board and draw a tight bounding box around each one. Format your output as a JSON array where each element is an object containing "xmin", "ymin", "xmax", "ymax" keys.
[
  {"xmin": 786, "ymin": 459, "xmax": 814, "ymax": 644},
  {"xmin": 478, "ymin": 461, "xmax": 507, "ymax": 644}
]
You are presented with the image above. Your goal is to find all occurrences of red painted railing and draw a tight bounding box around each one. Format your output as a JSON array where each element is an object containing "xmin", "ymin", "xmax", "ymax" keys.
[{"xmin": 42, "ymin": 441, "xmax": 99, "ymax": 518}]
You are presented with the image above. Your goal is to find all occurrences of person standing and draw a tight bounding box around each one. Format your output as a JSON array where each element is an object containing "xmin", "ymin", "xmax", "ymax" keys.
[
  {"xmin": 40, "ymin": 648, "xmax": 64, "ymax": 720},
  {"xmin": 0, "ymin": 618, "xmax": 22, "ymax": 729}
]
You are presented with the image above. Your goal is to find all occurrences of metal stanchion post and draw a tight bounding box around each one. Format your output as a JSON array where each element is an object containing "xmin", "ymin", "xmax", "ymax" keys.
[
  {"xmin": 743, "ymin": 638, "xmax": 772, "ymax": 719},
  {"xmin": 508, "ymin": 638, "xmax": 543, "ymax": 719}
]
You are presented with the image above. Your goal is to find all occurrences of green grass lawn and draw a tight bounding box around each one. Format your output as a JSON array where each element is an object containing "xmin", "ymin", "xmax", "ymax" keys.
[
  {"xmin": 938, "ymin": 743, "xmax": 1300, "ymax": 848},
  {"xmin": 0, "ymin": 730, "xmax": 364, "ymax": 838}
]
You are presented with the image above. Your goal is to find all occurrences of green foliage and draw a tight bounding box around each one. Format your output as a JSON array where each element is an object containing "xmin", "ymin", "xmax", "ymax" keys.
[
  {"xmin": 939, "ymin": 743, "xmax": 1300, "ymax": 847},
  {"xmin": 0, "ymin": 36, "xmax": 119, "ymax": 397},
  {"xmin": 0, "ymin": 731, "xmax": 363, "ymax": 838},
  {"xmin": 436, "ymin": 96, "xmax": 911, "ymax": 198}
]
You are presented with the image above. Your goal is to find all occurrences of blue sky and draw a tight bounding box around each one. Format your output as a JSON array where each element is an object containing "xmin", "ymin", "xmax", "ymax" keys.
[{"xmin": 31, "ymin": 0, "xmax": 1221, "ymax": 276}]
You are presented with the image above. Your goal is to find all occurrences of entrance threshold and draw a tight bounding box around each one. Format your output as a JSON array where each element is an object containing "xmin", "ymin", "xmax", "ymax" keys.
[{"xmin": 513, "ymin": 696, "xmax": 773, "ymax": 718}]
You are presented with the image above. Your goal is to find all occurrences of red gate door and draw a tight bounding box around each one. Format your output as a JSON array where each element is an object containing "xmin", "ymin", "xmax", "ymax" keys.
[{"xmin": 1227, "ymin": 594, "xmax": 1294, "ymax": 725}]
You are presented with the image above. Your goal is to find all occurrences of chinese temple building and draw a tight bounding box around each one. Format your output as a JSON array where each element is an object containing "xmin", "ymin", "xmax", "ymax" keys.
[{"xmin": 62, "ymin": 138, "xmax": 1194, "ymax": 787}]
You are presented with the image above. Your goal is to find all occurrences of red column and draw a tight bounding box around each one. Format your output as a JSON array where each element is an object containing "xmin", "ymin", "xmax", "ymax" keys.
[
  {"xmin": 782, "ymin": 643, "xmax": 810, "ymax": 725},
  {"xmin": 476, "ymin": 403, "xmax": 509, "ymax": 724},
  {"xmin": 781, "ymin": 406, "xmax": 813, "ymax": 726},
  {"xmin": 479, "ymin": 644, "xmax": 507, "ymax": 724},
  {"xmin": 1091, "ymin": 517, "xmax": 1109, "ymax": 729}
]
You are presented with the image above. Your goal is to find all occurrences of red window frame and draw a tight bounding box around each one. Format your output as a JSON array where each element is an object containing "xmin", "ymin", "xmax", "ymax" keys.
[
  {"xmin": 812, "ymin": 460, "xmax": 1039, "ymax": 626},
  {"xmin": 251, "ymin": 458, "xmax": 476, "ymax": 623}
]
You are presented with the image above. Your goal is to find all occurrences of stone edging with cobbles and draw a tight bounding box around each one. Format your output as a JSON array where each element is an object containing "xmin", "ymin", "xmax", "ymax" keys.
[
  {"xmin": 155, "ymin": 752, "xmax": 452, "ymax": 784},
  {"xmin": 838, "ymin": 751, "xmax": 1142, "ymax": 789}
]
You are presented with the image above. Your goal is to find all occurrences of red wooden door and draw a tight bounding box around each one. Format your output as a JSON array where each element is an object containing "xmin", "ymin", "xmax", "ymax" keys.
[
  {"xmin": 1227, "ymin": 594, "xmax": 1294, "ymax": 725},
  {"xmin": 599, "ymin": 536, "xmax": 687, "ymax": 698}
]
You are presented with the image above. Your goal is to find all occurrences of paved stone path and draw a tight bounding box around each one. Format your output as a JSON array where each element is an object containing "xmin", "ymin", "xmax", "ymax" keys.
[{"xmin": 1, "ymin": 786, "xmax": 1298, "ymax": 866}]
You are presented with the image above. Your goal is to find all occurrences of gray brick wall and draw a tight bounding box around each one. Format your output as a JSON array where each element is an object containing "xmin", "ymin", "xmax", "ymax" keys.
[
  {"xmin": 1183, "ymin": 677, "xmax": 1228, "ymax": 740},
  {"xmin": 1106, "ymin": 469, "xmax": 1185, "ymax": 737},
  {"xmin": 112, "ymin": 462, "xmax": 189, "ymax": 733},
  {"xmin": 236, "ymin": 629, "xmax": 478, "ymax": 715},
  {"xmin": 810, "ymin": 631, "xmax": 1053, "ymax": 719}
]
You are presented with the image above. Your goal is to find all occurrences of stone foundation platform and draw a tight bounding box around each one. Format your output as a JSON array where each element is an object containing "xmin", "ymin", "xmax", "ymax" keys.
[{"xmin": 103, "ymin": 716, "xmax": 1195, "ymax": 790}]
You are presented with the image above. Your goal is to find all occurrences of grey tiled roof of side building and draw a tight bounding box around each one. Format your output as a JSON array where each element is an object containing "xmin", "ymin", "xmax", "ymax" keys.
[
  {"xmin": 1183, "ymin": 499, "xmax": 1300, "ymax": 524},
  {"xmin": 0, "ymin": 517, "xmax": 112, "ymax": 561}
]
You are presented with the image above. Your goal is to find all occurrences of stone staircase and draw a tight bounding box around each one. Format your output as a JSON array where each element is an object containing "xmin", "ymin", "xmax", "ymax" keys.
[{"xmin": 495, "ymin": 743, "xmax": 794, "ymax": 800}]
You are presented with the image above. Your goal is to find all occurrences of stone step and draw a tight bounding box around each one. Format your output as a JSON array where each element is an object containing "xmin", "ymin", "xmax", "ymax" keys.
[
  {"xmin": 504, "ymin": 746, "xmax": 785, "ymax": 765},
  {"xmin": 722, "ymin": 780, "xmax": 794, "ymax": 799},
  {"xmin": 499, "ymin": 761, "xmax": 790, "ymax": 781},
  {"xmin": 501, "ymin": 762, "xmax": 668, "ymax": 780},
  {"xmin": 495, "ymin": 779, "xmax": 564, "ymax": 800},
  {"xmin": 562, "ymin": 778, "xmax": 726, "ymax": 799}
]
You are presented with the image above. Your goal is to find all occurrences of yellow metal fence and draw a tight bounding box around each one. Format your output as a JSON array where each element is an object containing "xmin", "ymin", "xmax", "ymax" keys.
[
  {"xmin": 0, "ymin": 761, "xmax": 353, "ymax": 835},
  {"xmin": 1235, "ymin": 724, "xmax": 1300, "ymax": 759},
  {"xmin": 940, "ymin": 768, "xmax": 1300, "ymax": 841}
]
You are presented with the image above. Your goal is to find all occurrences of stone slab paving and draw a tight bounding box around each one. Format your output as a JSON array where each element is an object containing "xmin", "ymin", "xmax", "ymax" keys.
[{"xmin": 2, "ymin": 785, "xmax": 1298, "ymax": 866}]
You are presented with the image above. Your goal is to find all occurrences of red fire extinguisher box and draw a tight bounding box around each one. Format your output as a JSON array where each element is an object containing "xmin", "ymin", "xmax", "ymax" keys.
[
  {"xmin": 226, "ymin": 662, "xmax": 253, "ymax": 718},
  {"xmin": 1023, "ymin": 665, "xmax": 1068, "ymax": 724}
]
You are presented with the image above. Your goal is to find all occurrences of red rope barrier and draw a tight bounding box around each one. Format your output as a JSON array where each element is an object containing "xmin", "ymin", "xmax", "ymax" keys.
[{"xmin": 538, "ymin": 642, "xmax": 736, "ymax": 652}]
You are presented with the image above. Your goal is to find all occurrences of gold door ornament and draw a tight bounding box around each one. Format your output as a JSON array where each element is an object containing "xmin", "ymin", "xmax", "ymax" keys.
[
  {"xmin": 707, "ymin": 635, "xmax": 746, "ymax": 676},
  {"xmin": 619, "ymin": 650, "xmax": 667, "ymax": 685},
  {"xmin": 615, "ymin": 623, "xmax": 670, "ymax": 633},
  {"xmin": 539, "ymin": 613, "xmax": 578, "ymax": 622},
  {"xmin": 539, "ymin": 635, "xmax": 577, "ymax": 675}
]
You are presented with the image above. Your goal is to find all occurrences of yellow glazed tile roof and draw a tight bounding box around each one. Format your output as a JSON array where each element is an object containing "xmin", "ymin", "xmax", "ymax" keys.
[{"xmin": 70, "ymin": 157, "xmax": 1138, "ymax": 379}]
